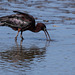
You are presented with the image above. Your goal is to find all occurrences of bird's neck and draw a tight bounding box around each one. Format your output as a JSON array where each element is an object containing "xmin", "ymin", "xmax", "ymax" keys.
[{"xmin": 30, "ymin": 25, "xmax": 41, "ymax": 32}]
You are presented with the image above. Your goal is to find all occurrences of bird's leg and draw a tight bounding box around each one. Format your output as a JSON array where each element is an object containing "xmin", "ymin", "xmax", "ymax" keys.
[
  {"xmin": 15, "ymin": 28, "xmax": 21, "ymax": 41},
  {"xmin": 15, "ymin": 31, "xmax": 19, "ymax": 41},
  {"xmin": 20, "ymin": 31, "xmax": 24, "ymax": 40}
]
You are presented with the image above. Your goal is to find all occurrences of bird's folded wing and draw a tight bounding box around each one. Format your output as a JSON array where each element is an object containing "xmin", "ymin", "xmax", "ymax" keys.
[{"xmin": 0, "ymin": 14, "xmax": 32, "ymax": 29}]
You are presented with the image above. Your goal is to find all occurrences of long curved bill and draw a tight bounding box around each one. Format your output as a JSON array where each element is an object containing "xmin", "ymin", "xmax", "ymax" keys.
[{"xmin": 44, "ymin": 28, "xmax": 51, "ymax": 41}]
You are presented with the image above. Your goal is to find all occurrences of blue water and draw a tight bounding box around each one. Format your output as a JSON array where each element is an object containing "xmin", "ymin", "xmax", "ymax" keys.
[{"xmin": 0, "ymin": 0, "xmax": 75, "ymax": 75}]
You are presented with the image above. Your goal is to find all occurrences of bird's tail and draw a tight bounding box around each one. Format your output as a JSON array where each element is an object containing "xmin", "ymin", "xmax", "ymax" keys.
[{"xmin": 0, "ymin": 16, "xmax": 8, "ymax": 26}]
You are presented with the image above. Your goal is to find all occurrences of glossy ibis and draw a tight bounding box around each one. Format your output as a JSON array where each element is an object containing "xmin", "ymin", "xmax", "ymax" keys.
[{"xmin": 0, "ymin": 11, "xmax": 51, "ymax": 41}]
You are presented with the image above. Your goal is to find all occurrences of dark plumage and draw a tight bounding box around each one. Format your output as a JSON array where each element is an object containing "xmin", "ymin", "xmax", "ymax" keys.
[{"xmin": 0, "ymin": 11, "xmax": 51, "ymax": 41}]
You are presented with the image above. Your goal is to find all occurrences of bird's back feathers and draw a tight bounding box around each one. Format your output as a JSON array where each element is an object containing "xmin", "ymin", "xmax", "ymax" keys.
[{"xmin": 0, "ymin": 11, "xmax": 35, "ymax": 30}]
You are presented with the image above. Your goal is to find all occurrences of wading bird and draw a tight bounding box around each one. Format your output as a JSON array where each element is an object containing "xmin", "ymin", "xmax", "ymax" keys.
[{"xmin": 0, "ymin": 11, "xmax": 51, "ymax": 41}]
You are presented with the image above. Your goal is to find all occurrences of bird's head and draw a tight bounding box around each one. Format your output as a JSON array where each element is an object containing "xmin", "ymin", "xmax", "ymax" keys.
[{"xmin": 37, "ymin": 23, "xmax": 51, "ymax": 41}]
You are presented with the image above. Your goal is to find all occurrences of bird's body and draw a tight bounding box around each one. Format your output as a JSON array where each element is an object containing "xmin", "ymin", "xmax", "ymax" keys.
[
  {"xmin": 0, "ymin": 11, "xmax": 35, "ymax": 31},
  {"xmin": 0, "ymin": 11, "xmax": 51, "ymax": 41}
]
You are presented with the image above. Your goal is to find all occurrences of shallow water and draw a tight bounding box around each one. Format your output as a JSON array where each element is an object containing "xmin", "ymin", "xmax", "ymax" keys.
[{"xmin": 0, "ymin": 0, "xmax": 75, "ymax": 75}]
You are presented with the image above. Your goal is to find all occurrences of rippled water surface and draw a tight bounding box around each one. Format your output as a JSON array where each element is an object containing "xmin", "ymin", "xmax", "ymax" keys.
[{"xmin": 0, "ymin": 0, "xmax": 75, "ymax": 75}]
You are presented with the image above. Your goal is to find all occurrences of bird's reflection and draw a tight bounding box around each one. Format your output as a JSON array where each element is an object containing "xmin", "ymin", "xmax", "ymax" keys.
[
  {"xmin": 0, "ymin": 40, "xmax": 50, "ymax": 71},
  {"xmin": 0, "ymin": 40, "xmax": 50, "ymax": 63}
]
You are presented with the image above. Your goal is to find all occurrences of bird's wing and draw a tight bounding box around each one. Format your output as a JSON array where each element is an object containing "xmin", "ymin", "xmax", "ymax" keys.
[
  {"xmin": 13, "ymin": 11, "xmax": 35, "ymax": 27},
  {"xmin": 0, "ymin": 11, "xmax": 35, "ymax": 29}
]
